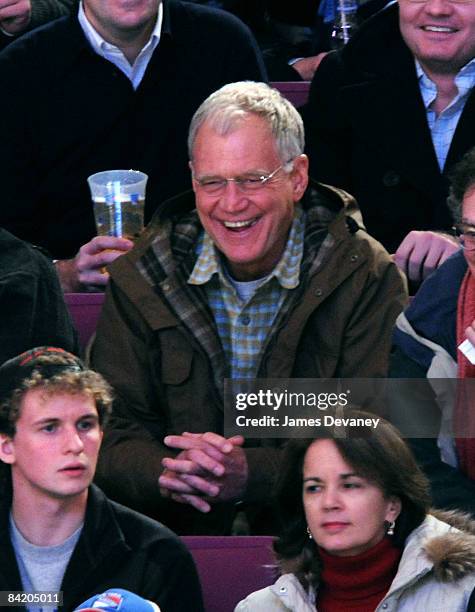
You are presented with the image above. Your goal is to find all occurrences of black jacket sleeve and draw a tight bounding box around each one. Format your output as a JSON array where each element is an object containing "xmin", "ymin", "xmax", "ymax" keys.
[{"xmin": 0, "ymin": 233, "xmax": 78, "ymax": 363}]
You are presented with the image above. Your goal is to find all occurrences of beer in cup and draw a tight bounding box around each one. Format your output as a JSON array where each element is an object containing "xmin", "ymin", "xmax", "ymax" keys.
[{"xmin": 87, "ymin": 170, "xmax": 148, "ymax": 240}]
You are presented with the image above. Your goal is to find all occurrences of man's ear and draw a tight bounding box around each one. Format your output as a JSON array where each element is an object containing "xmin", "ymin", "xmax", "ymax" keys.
[
  {"xmin": 0, "ymin": 434, "xmax": 16, "ymax": 465},
  {"xmin": 291, "ymin": 154, "xmax": 309, "ymax": 202}
]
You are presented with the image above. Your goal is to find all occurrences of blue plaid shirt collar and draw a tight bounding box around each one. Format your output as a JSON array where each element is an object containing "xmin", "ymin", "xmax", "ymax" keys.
[{"xmin": 188, "ymin": 204, "xmax": 304, "ymax": 290}]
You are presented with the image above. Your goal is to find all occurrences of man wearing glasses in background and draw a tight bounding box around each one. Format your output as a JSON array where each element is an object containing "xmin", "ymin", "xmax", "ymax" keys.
[
  {"xmin": 303, "ymin": 0, "xmax": 475, "ymax": 289},
  {"xmin": 391, "ymin": 146, "xmax": 475, "ymax": 518},
  {"xmin": 90, "ymin": 81, "xmax": 406, "ymax": 535}
]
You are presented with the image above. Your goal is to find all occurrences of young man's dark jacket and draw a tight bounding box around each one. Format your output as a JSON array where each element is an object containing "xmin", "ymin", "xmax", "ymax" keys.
[
  {"xmin": 302, "ymin": 2, "xmax": 475, "ymax": 253},
  {"xmin": 0, "ymin": 228, "xmax": 77, "ymax": 364},
  {"xmin": 0, "ymin": 0, "xmax": 265, "ymax": 258},
  {"xmin": 0, "ymin": 484, "xmax": 204, "ymax": 611},
  {"xmin": 90, "ymin": 180, "xmax": 406, "ymax": 534}
]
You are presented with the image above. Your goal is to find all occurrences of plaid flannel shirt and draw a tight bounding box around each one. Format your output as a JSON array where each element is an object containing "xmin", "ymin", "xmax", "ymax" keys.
[{"xmin": 188, "ymin": 205, "xmax": 305, "ymax": 379}]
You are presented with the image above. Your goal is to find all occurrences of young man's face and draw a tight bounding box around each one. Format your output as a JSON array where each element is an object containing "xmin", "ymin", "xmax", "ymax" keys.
[{"xmin": 0, "ymin": 390, "xmax": 102, "ymax": 502}]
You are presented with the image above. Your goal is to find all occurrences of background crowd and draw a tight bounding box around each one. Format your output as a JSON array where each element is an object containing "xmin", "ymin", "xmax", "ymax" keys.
[{"xmin": 0, "ymin": 0, "xmax": 474, "ymax": 609}]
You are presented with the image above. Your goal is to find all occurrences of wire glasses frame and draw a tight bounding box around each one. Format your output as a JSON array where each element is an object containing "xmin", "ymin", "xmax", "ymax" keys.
[
  {"xmin": 453, "ymin": 225, "xmax": 475, "ymax": 251},
  {"xmin": 192, "ymin": 160, "xmax": 295, "ymax": 195}
]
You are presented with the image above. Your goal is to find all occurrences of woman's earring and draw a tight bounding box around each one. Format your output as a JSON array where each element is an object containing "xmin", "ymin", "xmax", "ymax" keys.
[
  {"xmin": 306, "ymin": 526, "xmax": 313, "ymax": 540},
  {"xmin": 387, "ymin": 521, "xmax": 395, "ymax": 536}
]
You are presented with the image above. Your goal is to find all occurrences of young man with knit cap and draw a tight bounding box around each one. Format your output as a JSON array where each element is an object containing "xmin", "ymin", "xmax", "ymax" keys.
[{"xmin": 0, "ymin": 347, "xmax": 203, "ymax": 612}]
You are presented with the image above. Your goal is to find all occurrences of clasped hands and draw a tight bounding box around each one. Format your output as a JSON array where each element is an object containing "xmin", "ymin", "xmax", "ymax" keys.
[{"xmin": 159, "ymin": 432, "xmax": 248, "ymax": 513}]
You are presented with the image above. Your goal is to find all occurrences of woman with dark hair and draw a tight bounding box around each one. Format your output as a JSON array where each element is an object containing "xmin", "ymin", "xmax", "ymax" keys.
[{"xmin": 236, "ymin": 415, "xmax": 475, "ymax": 611}]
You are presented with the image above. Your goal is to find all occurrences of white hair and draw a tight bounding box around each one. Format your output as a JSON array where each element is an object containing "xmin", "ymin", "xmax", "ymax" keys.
[{"xmin": 188, "ymin": 81, "xmax": 305, "ymax": 163}]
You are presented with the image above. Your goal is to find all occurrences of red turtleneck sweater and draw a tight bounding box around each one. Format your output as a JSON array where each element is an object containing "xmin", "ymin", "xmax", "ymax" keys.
[{"xmin": 317, "ymin": 537, "xmax": 402, "ymax": 612}]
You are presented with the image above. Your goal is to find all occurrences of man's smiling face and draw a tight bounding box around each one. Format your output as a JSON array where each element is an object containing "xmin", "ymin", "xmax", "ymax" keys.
[
  {"xmin": 191, "ymin": 114, "xmax": 308, "ymax": 281},
  {"xmin": 398, "ymin": 0, "xmax": 475, "ymax": 76}
]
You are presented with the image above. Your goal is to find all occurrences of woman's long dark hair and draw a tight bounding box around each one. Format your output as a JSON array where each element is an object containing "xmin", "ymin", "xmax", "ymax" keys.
[{"xmin": 273, "ymin": 413, "xmax": 431, "ymax": 591}]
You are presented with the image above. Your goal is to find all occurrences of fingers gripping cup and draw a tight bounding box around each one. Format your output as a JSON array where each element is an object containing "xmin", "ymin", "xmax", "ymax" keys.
[{"xmin": 87, "ymin": 170, "xmax": 148, "ymax": 240}]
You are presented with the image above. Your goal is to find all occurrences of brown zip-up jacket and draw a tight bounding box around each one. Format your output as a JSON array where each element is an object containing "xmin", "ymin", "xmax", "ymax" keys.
[{"xmin": 90, "ymin": 182, "xmax": 407, "ymax": 534}]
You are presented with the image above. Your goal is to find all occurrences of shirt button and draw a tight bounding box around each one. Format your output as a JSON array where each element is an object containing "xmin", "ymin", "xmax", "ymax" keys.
[
  {"xmin": 350, "ymin": 254, "xmax": 358, "ymax": 262},
  {"xmin": 162, "ymin": 283, "xmax": 171, "ymax": 292},
  {"xmin": 381, "ymin": 604, "xmax": 389, "ymax": 609},
  {"xmin": 382, "ymin": 170, "xmax": 400, "ymax": 187},
  {"xmin": 240, "ymin": 315, "xmax": 250, "ymax": 326},
  {"xmin": 315, "ymin": 288, "xmax": 323, "ymax": 297},
  {"xmin": 279, "ymin": 587, "xmax": 287, "ymax": 593}
]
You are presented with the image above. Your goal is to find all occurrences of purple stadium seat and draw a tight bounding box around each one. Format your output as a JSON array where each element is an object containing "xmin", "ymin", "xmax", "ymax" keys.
[
  {"xmin": 271, "ymin": 81, "xmax": 310, "ymax": 108},
  {"xmin": 64, "ymin": 293, "xmax": 105, "ymax": 354},
  {"xmin": 181, "ymin": 536, "xmax": 276, "ymax": 612}
]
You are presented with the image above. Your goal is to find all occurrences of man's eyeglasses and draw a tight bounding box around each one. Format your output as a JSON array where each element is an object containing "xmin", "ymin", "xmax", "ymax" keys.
[
  {"xmin": 192, "ymin": 161, "xmax": 294, "ymax": 195},
  {"xmin": 453, "ymin": 225, "xmax": 475, "ymax": 250}
]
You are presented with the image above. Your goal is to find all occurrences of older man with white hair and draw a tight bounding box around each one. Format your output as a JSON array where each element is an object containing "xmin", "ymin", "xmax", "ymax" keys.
[{"xmin": 91, "ymin": 81, "xmax": 406, "ymax": 534}]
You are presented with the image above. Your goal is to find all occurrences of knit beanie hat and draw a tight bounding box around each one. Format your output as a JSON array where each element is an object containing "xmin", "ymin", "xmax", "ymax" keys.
[{"xmin": 0, "ymin": 346, "xmax": 83, "ymax": 405}]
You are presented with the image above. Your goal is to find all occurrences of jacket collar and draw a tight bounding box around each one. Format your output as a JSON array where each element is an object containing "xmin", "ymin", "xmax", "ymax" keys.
[
  {"xmin": 0, "ymin": 480, "xmax": 24, "ymax": 596},
  {"xmin": 386, "ymin": 513, "xmax": 475, "ymax": 598},
  {"xmin": 416, "ymin": 511, "xmax": 475, "ymax": 581},
  {"xmin": 269, "ymin": 574, "xmax": 315, "ymax": 612},
  {"xmin": 117, "ymin": 179, "xmax": 368, "ymax": 323},
  {"xmin": 0, "ymin": 484, "xmax": 132, "ymax": 609},
  {"xmin": 58, "ymin": 486, "xmax": 134, "ymax": 608},
  {"xmin": 108, "ymin": 181, "xmax": 372, "ymax": 387},
  {"xmin": 269, "ymin": 512, "xmax": 475, "ymax": 610}
]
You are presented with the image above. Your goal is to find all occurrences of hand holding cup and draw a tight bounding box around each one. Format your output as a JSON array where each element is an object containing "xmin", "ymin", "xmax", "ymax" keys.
[{"xmin": 56, "ymin": 236, "xmax": 133, "ymax": 292}]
